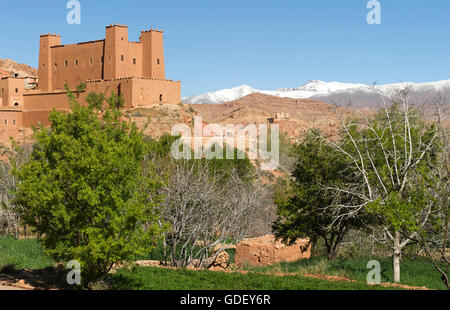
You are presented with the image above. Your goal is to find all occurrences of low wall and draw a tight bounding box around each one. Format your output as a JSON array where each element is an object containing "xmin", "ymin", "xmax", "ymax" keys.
[{"xmin": 235, "ymin": 235, "xmax": 311, "ymax": 267}]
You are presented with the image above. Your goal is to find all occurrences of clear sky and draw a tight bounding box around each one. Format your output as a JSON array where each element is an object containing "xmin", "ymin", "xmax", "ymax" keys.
[{"xmin": 1, "ymin": 0, "xmax": 449, "ymax": 97}]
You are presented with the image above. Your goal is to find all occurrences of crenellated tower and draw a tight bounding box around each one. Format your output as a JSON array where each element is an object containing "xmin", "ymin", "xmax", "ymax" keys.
[
  {"xmin": 38, "ymin": 33, "xmax": 61, "ymax": 91},
  {"xmin": 104, "ymin": 24, "xmax": 129, "ymax": 80},
  {"xmin": 140, "ymin": 29, "xmax": 165, "ymax": 80}
]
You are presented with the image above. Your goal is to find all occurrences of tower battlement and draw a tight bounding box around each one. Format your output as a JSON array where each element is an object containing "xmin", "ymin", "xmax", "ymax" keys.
[
  {"xmin": 37, "ymin": 24, "xmax": 170, "ymax": 91},
  {"xmin": 40, "ymin": 33, "xmax": 61, "ymax": 37}
]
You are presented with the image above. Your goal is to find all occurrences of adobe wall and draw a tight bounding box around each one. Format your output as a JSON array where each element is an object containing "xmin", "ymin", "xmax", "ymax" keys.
[
  {"xmin": 38, "ymin": 25, "xmax": 168, "ymax": 92},
  {"xmin": 140, "ymin": 30, "xmax": 165, "ymax": 80},
  {"xmin": 86, "ymin": 78, "xmax": 181, "ymax": 108},
  {"xmin": 104, "ymin": 25, "xmax": 144, "ymax": 80},
  {"xmin": 23, "ymin": 90, "xmax": 72, "ymax": 111},
  {"xmin": 22, "ymin": 109, "xmax": 70, "ymax": 128},
  {"xmin": 38, "ymin": 34, "xmax": 61, "ymax": 91},
  {"xmin": 1, "ymin": 78, "xmax": 25, "ymax": 107},
  {"xmin": 235, "ymin": 235, "xmax": 311, "ymax": 267},
  {"xmin": 132, "ymin": 78, "xmax": 181, "ymax": 107},
  {"xmin": 85, "ymin": 79, "xmax": 133, "ymax": 108},
  {"xmin": 50, "ymin": 40, "xmax": 105, "ymax": 90},
  {"xmin": 0, "ymin": 110, "xmax": 23, "ymax": 130}
]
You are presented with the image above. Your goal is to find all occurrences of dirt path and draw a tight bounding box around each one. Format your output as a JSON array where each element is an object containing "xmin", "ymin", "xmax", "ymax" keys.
[{"xmin": 0, "ymin": 284, "xmax": 26, "ymax": 290}]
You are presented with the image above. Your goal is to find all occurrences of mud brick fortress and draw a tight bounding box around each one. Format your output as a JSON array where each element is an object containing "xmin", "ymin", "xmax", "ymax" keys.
[{"xmin": 0, "ymin": 24, "xmax": 181, "ymax": 139}]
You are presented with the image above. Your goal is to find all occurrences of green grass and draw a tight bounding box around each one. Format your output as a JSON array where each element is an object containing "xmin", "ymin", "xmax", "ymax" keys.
[
  {"xmin": 243, "ymin": 256, "xmax": 447, "ymax": 290},
  {"xmin": 1, "ymin": 236, "xmax": 444, "ymax": 290},
  {"xmin": 0, "ymin": 236, "xmax": 55, "ymax": 271},
  {"xmin": 104, "ymin": 266, "xmax": 399, "ymax": 290}
]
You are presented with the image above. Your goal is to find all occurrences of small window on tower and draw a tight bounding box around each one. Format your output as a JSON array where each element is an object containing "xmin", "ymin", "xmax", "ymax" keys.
[
  {"xmin": 4, "ymin": 120, "xmax": 7, "ymax": 125},
  {"xmin": 90, "ymin": 58, "xmax": 93, "ymax": 65},
  {"xmin": 121, "ymin": 55, "xmax": 124, "ymax": 62},
  {"xmin": 65, "ymin": 60, "xmax": 68, "ymax": 67},
  {"xmin": 42, "ymin": 63, "xmax": 45, "ymax": 68},
  {"xmin": 157, "ymin": 59, "xmax": 160, "ymax": 65},
  {"xmin": 159, "ymin": 94, "xmax": 163, "ymax": 102},
  {"xmin": 75, "ymin": 60, "xmax": 79, "ymax": 66},
  {"xmin": 109, "ymin": 56, "xmax": 112, "ymax": 62},
  {"xmin": 15, "ymin": 88, "xmax": 19, "ymax": 93},
  {"xmin": 133, "ymin": 58, "xmax": 136, "ymax": 65},
  {"xmin": 54, "ymin": 63, "xmax": 57, "ymax": 68},
  {"xmin": 13, "ymin": 120, "xmax": 16, "ymax": 126}
]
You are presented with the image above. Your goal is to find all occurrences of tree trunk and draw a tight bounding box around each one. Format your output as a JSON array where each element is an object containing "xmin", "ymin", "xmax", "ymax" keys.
[{"xmin": 393, "ymin": 231, "xmax": 401, "ymax": 283}]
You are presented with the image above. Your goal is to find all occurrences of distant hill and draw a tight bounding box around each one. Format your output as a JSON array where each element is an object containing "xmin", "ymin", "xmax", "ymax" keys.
[
  {"xmin": 0, "ymin": 58, "xmax": 37, "ymax": 78},
  {"xmin": 192, "ymin": 92, "xmax": 353, "ymax": 141}
]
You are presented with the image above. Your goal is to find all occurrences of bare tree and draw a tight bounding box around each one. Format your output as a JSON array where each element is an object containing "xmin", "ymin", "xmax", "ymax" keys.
[
  {"xmin": 413, "ymin": 96, "xmax": 450, "ymax": 289},
  {"xmin": 322, "ymin": 87, "xmax": 445, "ymax": 283},
  {"xmin": 160, "ymin": 160, "xmax": 267, "ymax": 268},
  {"xmin": 0, "ymin": 143, "xmax": 32, "ymax": 237}
]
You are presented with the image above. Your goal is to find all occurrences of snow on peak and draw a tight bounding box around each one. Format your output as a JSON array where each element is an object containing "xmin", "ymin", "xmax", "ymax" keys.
[
  {"xmin": 182, "ymin": 84, "xmax": 259, "ymax": 105},
  {"xmin": 182, "ymin": 79, "xmax": 450, "ymax": 105}
]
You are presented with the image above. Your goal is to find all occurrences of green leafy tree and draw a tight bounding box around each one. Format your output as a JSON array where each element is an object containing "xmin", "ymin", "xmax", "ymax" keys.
[
  {"xmin": 272, "ymin": 130, "xmax": 372, "ymax": 260},
  {"xmin": 13, "ymin": 88, "xmax": 165, "ymax": 286},
  {"xmin": 325, "ymin": 91, "xmax": 441, "ymax": 282},
  {"xmin": 414, "ymin": 102, "xmax": 449, "ymax": 290}
]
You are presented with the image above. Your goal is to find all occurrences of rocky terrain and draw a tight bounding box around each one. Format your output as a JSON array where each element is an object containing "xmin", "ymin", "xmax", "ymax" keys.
[
  {"xmin": 0, "ymin": 58, "xmax": 37, "ymax": 78},
  {"xmin": 192, "ymin": 92, "xmax": 352, "ymax": 141}
]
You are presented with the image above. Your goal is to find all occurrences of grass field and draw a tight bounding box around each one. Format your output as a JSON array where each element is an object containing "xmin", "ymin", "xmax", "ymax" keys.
[
  {"xmin": 103, "ymin": 266, "xmax": 397, "ymax": 290},
  {"xmin": 243, "ymin": 256, "xmax": 447, "ymax": 290},
  {"xmin": 0, "ymin": 236, "xmax": 445, "ymax": 290},
  {"xmin": 0, "ymin": 236, "xmax": 55, "ymax": 272}
]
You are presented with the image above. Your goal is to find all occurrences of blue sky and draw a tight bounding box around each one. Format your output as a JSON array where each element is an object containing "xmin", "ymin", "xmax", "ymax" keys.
[{"xmin": 1, "ymin": 0, "xmax": 449, "ymax": 97}]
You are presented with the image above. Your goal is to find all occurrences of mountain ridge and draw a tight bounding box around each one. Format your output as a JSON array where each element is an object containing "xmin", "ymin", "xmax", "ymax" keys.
[{"xmin": 183, "ymin": 79, "xmax": 450, "ymax": 108}]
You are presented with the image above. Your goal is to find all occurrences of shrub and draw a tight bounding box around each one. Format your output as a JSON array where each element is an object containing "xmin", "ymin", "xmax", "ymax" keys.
[{"xmin": 13, "ymin": 88, "xmax": 166, "ymax": 286}]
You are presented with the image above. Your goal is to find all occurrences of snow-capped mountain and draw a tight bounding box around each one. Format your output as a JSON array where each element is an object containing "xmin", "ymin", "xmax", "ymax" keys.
[
  {"xmin": 182, "ymin": 79, "xmax": 450, "ymax": 108},
  {"xmin": 182, "ymin": 85, "xmax": 259, "ymax": 105}
]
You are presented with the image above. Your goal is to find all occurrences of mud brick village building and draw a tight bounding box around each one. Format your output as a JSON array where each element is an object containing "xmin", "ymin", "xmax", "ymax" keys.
[{"xmin": 0, "ymin": 24, "xmax": 181, "ymax": 139}]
